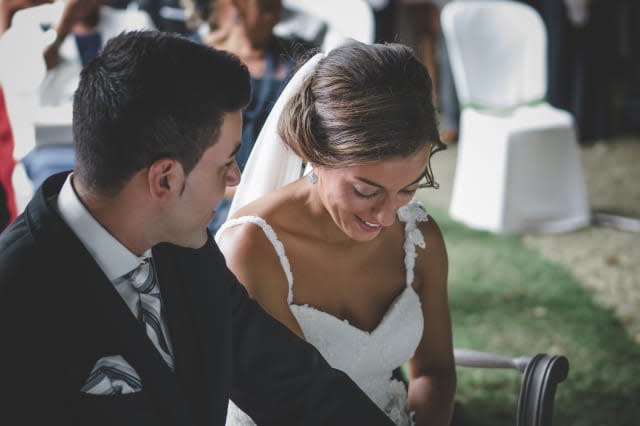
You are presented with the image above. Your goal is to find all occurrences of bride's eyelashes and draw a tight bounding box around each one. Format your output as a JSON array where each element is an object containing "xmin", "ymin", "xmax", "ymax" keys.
[
  {"xmin": 353, "ymin": 187, "xmax": 418, "ymax": 199},
  {"xmin": 401, "ymin": 187, "xmax": 418, "ymax": 196},
  {"xmin": 354, "ymin": 186, "xmax": 379, "ymax": 199},
  {"xmin": 353, "ymin": 185, "xmax": 418, "ymax": 199}
]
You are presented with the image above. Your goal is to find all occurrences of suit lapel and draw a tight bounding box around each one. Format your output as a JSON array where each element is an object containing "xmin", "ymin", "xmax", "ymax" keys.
[
  {"xmin": 162, "ymin": 238, "xmax": 234, "ymax": 426},
  {"xmin": 153, "ymin": 244, "xmax": 204, "ymax": 419},
  {"xmin": 29, "ymin": 173, "xmax": 194, "ymax": 425}
]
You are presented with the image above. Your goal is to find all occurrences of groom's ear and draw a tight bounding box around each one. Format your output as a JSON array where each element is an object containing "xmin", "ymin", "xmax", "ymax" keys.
[{"xmin": 148, "ymin": 158, "xmax": 185, "ymax": 201}]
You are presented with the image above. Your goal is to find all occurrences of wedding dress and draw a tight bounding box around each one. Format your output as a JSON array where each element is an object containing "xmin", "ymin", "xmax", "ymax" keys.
[
  {"xmin": 219, "ymin": 199, "xmax": 429, "ymax": 425},
  {"xmin": 217, "ymin": 49, "xmax": 431, "ymax": 425}
]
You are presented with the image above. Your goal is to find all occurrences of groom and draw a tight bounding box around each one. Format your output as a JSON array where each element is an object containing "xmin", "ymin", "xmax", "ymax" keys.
[{"xmin": 0, "ymin": 30, "xmax": 393, "ymax": 425}]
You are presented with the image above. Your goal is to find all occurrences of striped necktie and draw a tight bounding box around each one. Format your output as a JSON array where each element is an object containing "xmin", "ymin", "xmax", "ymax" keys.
[
  {"xmin": 80, "ymin": 258, "xmax": 174, "ymax": 395},
  {"xmin": 125, "ymin": 257, "xmax": 175, "ymax": 369}
]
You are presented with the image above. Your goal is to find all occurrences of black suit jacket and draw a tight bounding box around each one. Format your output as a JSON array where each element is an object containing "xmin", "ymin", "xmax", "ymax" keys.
[{"xmin": 0, "ymin": 172, "xmax": 393, "ymax": 426}]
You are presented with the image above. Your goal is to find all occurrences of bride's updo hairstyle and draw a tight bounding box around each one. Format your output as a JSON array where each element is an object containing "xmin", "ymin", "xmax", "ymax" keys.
[{"xmin": 278, "ymin": 41, "xmax": 446, "ymax": 188}]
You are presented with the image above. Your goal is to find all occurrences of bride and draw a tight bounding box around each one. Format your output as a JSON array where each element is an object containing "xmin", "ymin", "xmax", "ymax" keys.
[{"xmin": 217, "ymin": 41, "xmax": 456, "ymax": 426}]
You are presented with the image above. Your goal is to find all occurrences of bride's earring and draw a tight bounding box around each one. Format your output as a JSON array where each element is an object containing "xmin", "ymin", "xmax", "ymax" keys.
[{"xmin": 308, "ymin": 171, "xmax": 318, "ymax": 185}]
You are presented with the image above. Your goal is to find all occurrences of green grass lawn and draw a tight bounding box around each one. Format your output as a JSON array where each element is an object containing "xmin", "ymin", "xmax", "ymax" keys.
[{"xmin": 423, "ymin": 205, "xmax": 640, "ymax": 426}]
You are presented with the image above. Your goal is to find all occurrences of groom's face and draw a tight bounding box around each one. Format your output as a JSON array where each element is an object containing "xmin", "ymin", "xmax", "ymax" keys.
[{"xmin": 167, "ymin": 111, "xmax": 243, "ymax": 248}]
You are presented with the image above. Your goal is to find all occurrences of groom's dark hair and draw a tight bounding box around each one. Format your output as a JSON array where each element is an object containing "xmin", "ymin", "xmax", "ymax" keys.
[{"xmin": 73, "ymin": 30, "xmax": 251, "ymax": 196}]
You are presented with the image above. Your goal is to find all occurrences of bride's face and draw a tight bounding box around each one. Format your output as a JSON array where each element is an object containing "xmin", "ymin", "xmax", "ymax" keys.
[{"xmin": 314, "ymin": 146, "xmax": 430, "ymax": 242}]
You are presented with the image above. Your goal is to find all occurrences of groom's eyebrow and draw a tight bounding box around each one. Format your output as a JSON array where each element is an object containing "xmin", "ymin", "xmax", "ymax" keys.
[{"xmin": 228, "ymin": 141, "xmax": 241, "ymax": 158}]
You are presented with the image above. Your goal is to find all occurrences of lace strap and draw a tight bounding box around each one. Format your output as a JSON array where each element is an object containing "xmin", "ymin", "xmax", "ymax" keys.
[
  {"xmin": 397, "ymin": 200, "xmax": 429, "ymax": 287},
  {"xmin": 216, "ymin": 216, "xmax": 295, "ymax": 304}
]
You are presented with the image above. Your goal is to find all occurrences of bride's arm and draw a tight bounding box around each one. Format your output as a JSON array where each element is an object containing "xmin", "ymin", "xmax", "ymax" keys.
[
  {"xmin": 217, "ymin": 222, "xmax": 307, "ymax": 340},
  {"xmin": 406, "ymin": 217, "xmax": 457, "ymax": 426}
]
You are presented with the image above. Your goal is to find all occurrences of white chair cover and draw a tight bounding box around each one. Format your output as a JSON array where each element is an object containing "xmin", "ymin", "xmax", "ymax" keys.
[
  {"xmin": 443, "ymin": 0, "xmax": 546, "ymax": 111},
  {"xmin": 441, "ymin": 0, "xmax": 590, "ymax": 233},
  {"xmin": 281, "ymin": 0, "xmax": 374, "ymax": 51}
]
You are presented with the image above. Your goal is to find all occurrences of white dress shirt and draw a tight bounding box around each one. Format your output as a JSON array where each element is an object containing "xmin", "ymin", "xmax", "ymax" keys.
[{"xmin": 56, "ymin": 173, "xmax": 171, "ymax": 339}]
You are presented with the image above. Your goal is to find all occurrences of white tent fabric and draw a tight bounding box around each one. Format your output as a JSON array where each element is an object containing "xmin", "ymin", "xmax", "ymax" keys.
[{"xmin": 441, "ymin": 0, "xmax": 590, "ymax": 233}]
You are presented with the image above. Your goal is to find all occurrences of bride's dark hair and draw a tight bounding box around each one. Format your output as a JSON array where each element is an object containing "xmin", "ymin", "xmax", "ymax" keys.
[{"xmin": 278, "ymin": 41, "xmax": 446, "ymax": 188}]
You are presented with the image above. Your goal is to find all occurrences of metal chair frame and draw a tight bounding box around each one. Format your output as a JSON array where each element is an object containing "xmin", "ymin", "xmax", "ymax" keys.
[{"xmin": 454, "ymin": 349, "xmax": 569, "ymax": 426}]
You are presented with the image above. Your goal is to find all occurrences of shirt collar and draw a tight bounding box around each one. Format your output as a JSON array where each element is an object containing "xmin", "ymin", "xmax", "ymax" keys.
[{"xmin": 57, "ymin": 173, "xmax": 151, "ymax": 281}]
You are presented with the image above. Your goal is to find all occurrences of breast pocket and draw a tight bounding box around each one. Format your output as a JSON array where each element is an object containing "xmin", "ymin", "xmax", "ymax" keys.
[{"xmin": 78, "ymin": 391, "xmax": 164, "ymax": 426}]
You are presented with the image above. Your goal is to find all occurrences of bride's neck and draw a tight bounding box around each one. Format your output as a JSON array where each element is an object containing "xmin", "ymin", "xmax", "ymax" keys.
[{"xmin": 303, "ymin": 182, "xmax": 361, "ymax": 247}]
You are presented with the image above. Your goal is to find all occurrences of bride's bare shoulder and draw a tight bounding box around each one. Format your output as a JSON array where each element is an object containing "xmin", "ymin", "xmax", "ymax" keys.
[
  {"xmin": 229, "ymin": 180, "xmax": 308, "ymax": 224},
  {"xmin": 216, "ymin": 185, "xmax": 306, "ymax": 301},
  {"xmin": 218, "ymin": 181, "xmax": 306, "ymax": 257}
]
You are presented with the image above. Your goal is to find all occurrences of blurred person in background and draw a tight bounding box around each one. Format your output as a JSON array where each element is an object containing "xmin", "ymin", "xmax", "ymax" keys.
[
  {"xmin": 0, "ymin": 82, "xmax": 15, "ymax": 231},
  {"xmin": 137, "ymin": 0, "xmax": 191, "ymax": 34},
  {"xmin": 0, "ymin": 0, "xmax": 154, "ymax": 199},
  {"xmin": 390, "ymin": 1, "xmax": 460, "ymax": 143},
  {"xmin": 529, "ymin": 0, "xmax": 620, "ymax": 142},
  {"xmin": 0, "ymin": 0, "xmax": 54, "ymax": 231},
  {"xmin": 183, "ymin": 0, "xmax": 315, "ymax": 234}
]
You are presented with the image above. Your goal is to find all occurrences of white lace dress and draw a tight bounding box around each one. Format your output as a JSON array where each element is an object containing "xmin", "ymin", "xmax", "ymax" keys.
[{"xmin": 220, "ymin": 200, "xmax": 429, "ymax": 425}]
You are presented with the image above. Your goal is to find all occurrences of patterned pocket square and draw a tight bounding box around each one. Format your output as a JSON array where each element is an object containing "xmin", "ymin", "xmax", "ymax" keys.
[{"xmin": 81, "ymin": 355, "xmax": 142, "ymax": 395}]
